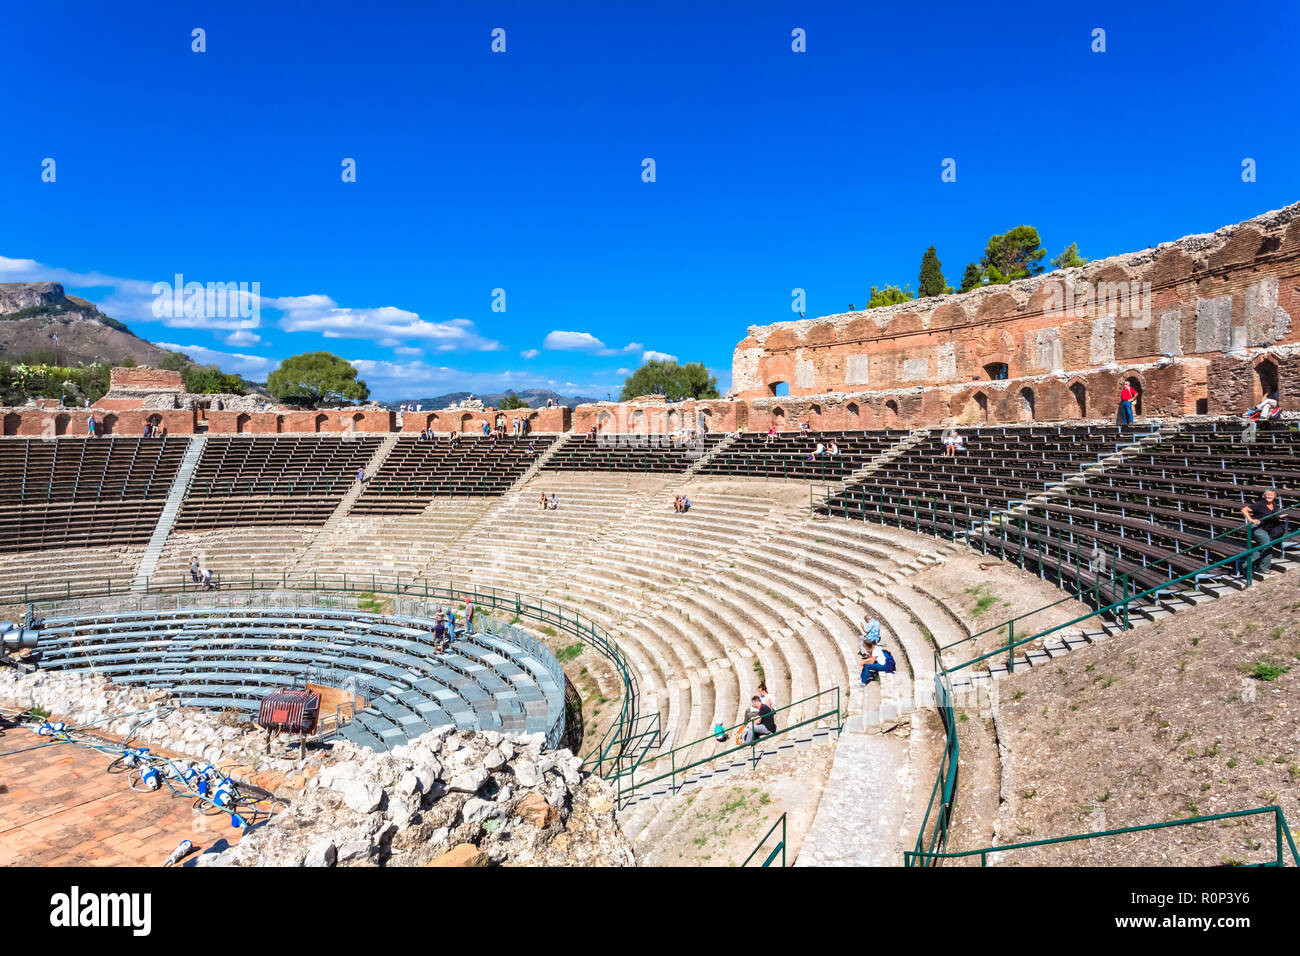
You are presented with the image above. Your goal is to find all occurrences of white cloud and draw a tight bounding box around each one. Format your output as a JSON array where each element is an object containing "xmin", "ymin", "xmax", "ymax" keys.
[
  {"xmin": 393, "ymin": 346, "xmax": 422, "ymax": 357},
  {"xmin": 642, "ymin": 350, "xmax": 678, "ymax": 363},
  {"xmin": 542, "ymin": 330, "xmax": 643, "ymax": 356},
  {"xmin": 278, "ymin": 295, "xmax": 503, "ymax": 352},
  {"xmin": 154, "ymin": 342, "xmax": 276, "ymax": 378},
  {"xmin": 520, "ymin": 349, "xmax": 540, "ymax": 359},
  {"xmin": 615, "ymin": 368, "xmax": 632, "ymax": 375},
  {"xmin": 224, "ymin": 330, "xmax": 262, "ymax": 346}
]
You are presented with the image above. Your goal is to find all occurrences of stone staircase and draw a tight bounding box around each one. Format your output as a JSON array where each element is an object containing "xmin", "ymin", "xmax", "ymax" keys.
[
  {"xmin": 842, "ymin": 428, "xmax": 932, "ymax": 489},
  {"xmin": 956, "ymin": 421, "xmax": 1177, "ymax": 545},
  {"xmin": 132, "ymin": 435, "xmax": 206, "ymax": 590},
  {"xmin": 284, "ymin": 434, "xmax": 400, "ymax": 574},
  {"xmin": 509, "ymin": 431, "xmax": 573, "ymax": 490},
  {"xmin": 680, "ymin": 432, "xmax": 738, "ymax": 480}
]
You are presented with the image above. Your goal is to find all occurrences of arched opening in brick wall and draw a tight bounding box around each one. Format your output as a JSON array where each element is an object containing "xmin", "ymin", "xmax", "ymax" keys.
[
  {"xmin": 970, "ymin": 392, "xmax": 989, "ymax": 424},
  {"xmin": 55, "ymin": 414, "xmax": 70, "ymax": 435},
  {"xmin": 1069, "ymin": 382, "xmax": 1087, "ymax": 419},
  {"xmin": 984, "ymin": 362, "xmax": 1009, "ymax": 381},
  {"xmin": 596, "ymin": 411, "xmax": 613, "ymax": 433},
  {"xmin": 883, "ymin": 400, "xmax": 899, "ymax": 426},
  {"xmin": 102, "ymin": 414, "xmax": 118, "ymax": 435},
  {"xmin": 1254, "ymin": 358, "xmax": 1279, "ymax": 405},
  {"xmin": 630, "ymin": 409, "xmax": 647, "ymax": 433},
  {"xmin": 1019, "ymin": 388, "xmax": 1036, "ymax": 421},
  {"xmin": 459, "ymin": 413, "xmax": 475, "ymax": 433},
  {"xmin": 734, "ymin": 404, "xmax": 748, "ymax": 431},
  {"xmin": 697, "ymin": 408, "xmax": 712, "ymax": 432},
  {"xmin": 352, "ymin": 413, "xmax": 365, "ymax": 428},
  {"xmin": 1125, "ymin": 377, "xmax": 1144, "ymax": 416},
  {"xmin": 769, "ymin": 381, "xmax": 790, "ymax": 397},
  {"xmin": 425, "ymin": 413, "xmax": 439, "ymax": 430},
  {"xmin": 236, "ymin": 413, "xmax": 251, "ymax": 434},
  {"xmin": 3, "ymin": 412, "xmax": 19, "ymax": 435},
  {"xmin": 772, "ymin": 406, "xmax": 786, "ymax": 428},
  {"xmin": 315, "ymin": 413, "xmax": 329, "ymax": 433}
]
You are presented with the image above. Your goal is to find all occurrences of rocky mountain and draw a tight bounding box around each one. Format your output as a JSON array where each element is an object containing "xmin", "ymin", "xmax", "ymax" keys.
[
  {"xmin": 0, "ymin": 281, "xmax": 180, "ymax": 367},
  {"xmin": 385, "ymin": 387, "xmax": 603, "ymax": 410}
]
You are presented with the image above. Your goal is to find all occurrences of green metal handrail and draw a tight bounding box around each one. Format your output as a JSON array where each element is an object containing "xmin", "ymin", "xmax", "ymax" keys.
[
  {"xmin": 906, "ymin": 806, "xmax": 1299, "ymax": 867},
  {"xmin": 743, "ymin": 812, "xmax": 788, "ymax": 867},
  {"xmin": 948, "ymin": 518, "xmax": 1300, "ymax": 675},
  {"xmin": 603, "ymin": 687, "xmax": 841, "ymax": 808}
]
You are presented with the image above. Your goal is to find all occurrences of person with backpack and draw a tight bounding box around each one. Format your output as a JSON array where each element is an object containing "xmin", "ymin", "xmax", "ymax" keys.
[
  {"xmin": 859, "ymin": 617, "xmax": 882, "ymax": 657},
  {"xmin": 860, "ymin": 640, "xmax": 894, "ymax": 685}
]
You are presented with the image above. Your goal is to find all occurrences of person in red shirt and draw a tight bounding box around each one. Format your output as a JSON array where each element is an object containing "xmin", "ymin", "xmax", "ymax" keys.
[{"xmin": 1119, "ymin": 382, "xmax": 1137, "ymax": 425}]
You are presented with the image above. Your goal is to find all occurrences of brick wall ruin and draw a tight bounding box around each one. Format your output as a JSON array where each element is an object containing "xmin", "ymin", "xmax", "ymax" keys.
[{"xmin": 730, "ymin": 202, "xmax": 1300, "ymax": 426}]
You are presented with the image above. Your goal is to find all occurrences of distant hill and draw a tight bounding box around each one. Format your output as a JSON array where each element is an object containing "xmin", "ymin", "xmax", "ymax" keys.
[
  {"xmin": 0, "ymin": 282, "xmax": 181, "ymax": 368},
  {"xmin": 383, "ymin": 387, "xmax": 603, "ymax": 410}
]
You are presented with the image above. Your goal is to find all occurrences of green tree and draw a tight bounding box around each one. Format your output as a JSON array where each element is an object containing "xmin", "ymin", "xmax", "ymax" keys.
[
  {"xmin": 267, "ymin": 351, "xmax": 369, "ymax": 406},
  {"xmin": 866, "ymin": 284, "xmax": 914, "ymax": 309},
  {"xmin": 182, "ymin": 364, "xmax": 246, "ymax": 395},
  {"xmin": 980, "ymin": 225, "xmax": 1047, "ymax": 284},
  {"xmin": 158, "ymin": 350, "xmax": 190, "ymax": 372},
  {"xmin": 620, "ymin": 360, "xmax": 719, "ymax": 401},
  {"xmin": 960, "ymin": 262, "xmax": 983, "ymax": 293},
  {"xmin": 1051, "ymin": 242, "xmax": 1088, "ymax": 269},
  {"xmin": 917, "ymin": 246, "xmax": 952, "ymax": 297},
  {"xmin": 497, "ymin": 392, "xmax": 530, "ymax": 409}
]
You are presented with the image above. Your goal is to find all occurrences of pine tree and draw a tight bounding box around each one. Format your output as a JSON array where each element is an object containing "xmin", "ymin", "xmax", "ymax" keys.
[
  {"xmin": 960, "ymin": 262, "xmax": 982, "ymax": 293},
  {"xmin": 918, "ymin": 246, "xmax": 948, "ymax": 298}
]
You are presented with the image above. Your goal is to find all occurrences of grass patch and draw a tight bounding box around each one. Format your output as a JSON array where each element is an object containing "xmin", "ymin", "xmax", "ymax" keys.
[
  {"xmin": 555, "ymin": 643, "xmax": 584, "ymax": 664},
  {"xmin": 1246, "ymin": 661, "xmax": 1290, "ymax": 681}
]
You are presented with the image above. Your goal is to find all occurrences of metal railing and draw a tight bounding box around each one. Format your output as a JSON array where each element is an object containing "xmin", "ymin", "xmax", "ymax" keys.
[
  {"xmin": 9, "ymin": 573, "xmax": 639, "ymax": 771},
  {"xmin": 743, "ymin": 812, "xmax": 788, "ymax": 867},
  {"xmin": 906, "ymin": 806, "xmax": 1300, "ymax": 867},
  {"xmin": 910, "ymin": 524, "xmax": 1300, "ymax": 865},
  {"xmin": 601, "ymin": 687, "xmax": 840, "ymax": 808}
]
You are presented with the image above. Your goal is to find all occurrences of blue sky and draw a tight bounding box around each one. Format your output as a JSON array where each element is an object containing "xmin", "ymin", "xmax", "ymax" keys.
[{"xmin": 2, "ymin": 1, "xmax": 1296, "ymax": 400}]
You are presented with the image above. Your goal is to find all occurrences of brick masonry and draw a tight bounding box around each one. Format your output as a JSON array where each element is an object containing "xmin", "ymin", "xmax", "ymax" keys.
[{"xmin": 727, "ymin": 202, "xmax": 1300, "ymax": 426}]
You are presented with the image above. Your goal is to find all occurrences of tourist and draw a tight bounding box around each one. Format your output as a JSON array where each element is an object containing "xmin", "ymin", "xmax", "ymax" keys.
[
  {"xmin": 448, "ymin": 606, "xmax": 457, "ymax": 636},
  {"xmin": 1243, "ymin": 391, "xmax": 1280, "ymax": 422},
  {"xmin": 143, "ymin": 422, "xmax": 152, "ymax": 438},
  {"xmin": 739, "ymin": 695, "xmax": 774, "ymax": 744},
  {"xmin": 757, "ymin": 682, "xmax": 775, "ymax": 714},
  {"xmin": 799, "ymin": 420, "xmax": 811, "ymax": 434},
  {"xmin": 860, "ymin": 616, "xmax": 882, "ymax": 653},
  {"xmin": 828, "ymin": 440, "xmax": 840, "ymax": 456},
  {"xmin": 680, "ymin": 495, "xmax": 691, "ymax": 513},
  {"xmin": 540, "ymin": 491, "xmax": 549, "ymax": 510},
  {"xmin": 433, "ymin": 614, "xmax": 448, "ymax": 653},
  {"xmin": 355, "ymin": 466, "xmax": 366, "ymax": 484},
  {"xmin": 189, "ymin": 556, "xmax": 201, "ymax": 584},
  {"xmin": 199, "ymin": 566, "xmax": 215, "ymax": 591},
  {"xmin": 807, "ymin": 440, "xmax": 825, "ymax": 461},
  {"xmin": 765, "ymin": 425, "xmax": 777, "ymax": 443},
  {"xmin": 673, "ymin": 495, "xmax": 682, "ymax": 513},
  {"xmin": 1118, "ymin": 381, "xmax": 1138, "ymax": 425},
  {"xmin": 942, "ymin": 428, "xmax": 964, "ymax": 457},
  {"xmin": 1241, "ymin": 488, "xmax": 1285, "ymax": 575},
  {"xmin": 87, "ymin": 414, "xmax": 97, "ymax": 438},
  {"xmin": 549, "ymin": 493, "xmax": 559, "ymax": 510},
  {"xmin": 449, "ymin": 431, "xmax": 459, "ymax": 447},
  {"xmin": 859, "ymin": 639, "xmax": 889, "ymax": 685},
  {"xmin": 526, "ymin": 440, "xmax": 536, "ymax": 458},
  {"xmin": 464, "ymin": 598, "xmax": 475, "ymax": 634}
]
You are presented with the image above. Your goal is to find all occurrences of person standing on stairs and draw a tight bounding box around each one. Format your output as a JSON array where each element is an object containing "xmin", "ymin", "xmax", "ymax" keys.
[
  {"xmin": 464, "ymin": 598, "xmax": 475, "ymax": 634},
  {"xmin": 1242, "ymin": 488, "xmax": 1285, "ymax": 575},
  {"xmin": 1118, "ymin": 381, "xmax": 1138, "ymax": 425}
]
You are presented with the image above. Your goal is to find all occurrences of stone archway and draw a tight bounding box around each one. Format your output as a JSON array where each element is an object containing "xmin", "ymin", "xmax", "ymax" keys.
[
  {"xmin": 1019, "ymin": 387, "xmax": 1036, "ymax": 422},
  {"xmin": 315, "ymin": 413, "xmax": 329, "ymax": 433},
  {"xmin": 1254, "ymin": 357, "xmax": 1279, "ymax": 406},
  {"xmin": 1069, "ymin": 382, "xmax": 1087, "ymax": 419},
  {"xmin": 883, "ymin": 400, "xmax": 900, "ymax": 427},
  {"xmin": 236, "ymin": 413, "xmax": 251, "ymax": 434}
]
